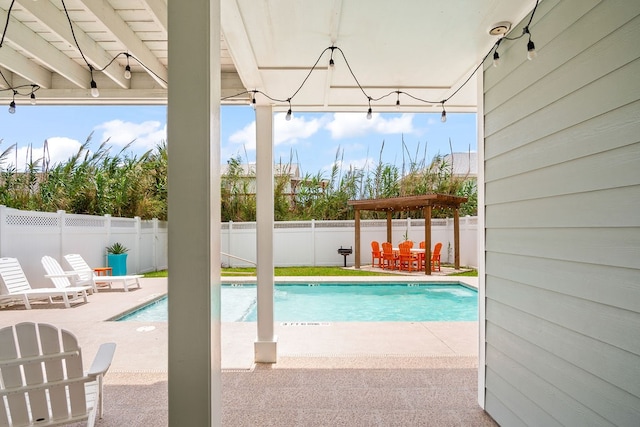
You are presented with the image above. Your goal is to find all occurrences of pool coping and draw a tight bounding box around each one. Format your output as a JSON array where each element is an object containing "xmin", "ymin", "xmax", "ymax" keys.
[{"xmin": 224, "ymin": 274, "xmax": 478, "ymax": 287}]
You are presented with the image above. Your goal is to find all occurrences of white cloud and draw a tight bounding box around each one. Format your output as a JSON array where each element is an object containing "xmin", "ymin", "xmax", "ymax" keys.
[
  {"xmin": 273, "ymin": 112, "xmax": 322, "ymax": 145},
  {"xmin": 9, "ymin": 137, "xmax": 82, "ymax": 171},
  {"xmin": 228, "ymin": 121, "xmax": 256, "ymax": 151},
  {"xmin": 227, "ymin": 113, "xmax": 323, "ymax": 153},
  {"xmin": 94, "ymin": 119, "xmax": 166, "ymax": 151},
  {"xmin": 325, "ymin": 113, "xmax": 415, "ymax": 139}
]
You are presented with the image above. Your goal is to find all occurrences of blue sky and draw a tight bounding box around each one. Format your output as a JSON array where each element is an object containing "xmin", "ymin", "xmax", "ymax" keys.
[{"xmin": 0, "ymin": 105, "xmax": 476, "ymax": 177}]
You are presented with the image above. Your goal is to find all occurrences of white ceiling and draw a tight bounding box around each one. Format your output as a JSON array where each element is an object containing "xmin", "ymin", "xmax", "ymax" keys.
[{"xmin": 0, "ymin": 0, "xmax": 537, "ymax": 111}]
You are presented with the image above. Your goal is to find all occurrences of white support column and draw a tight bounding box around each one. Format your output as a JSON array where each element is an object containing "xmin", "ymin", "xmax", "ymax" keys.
[
  {"xmin": 167, "ymin": 1, "xmax": 221, "ymax": 426},
  {"xmin": 254, "ymin": 105, "xmax": 277, "ymax": 363}
]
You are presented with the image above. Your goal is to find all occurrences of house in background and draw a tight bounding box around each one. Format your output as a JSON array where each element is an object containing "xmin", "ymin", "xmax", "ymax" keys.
[
  {"xmin": 220, "ymin": 162, "xmax": 303, "ymax": 196},
  {"xmin": 443, "ymin": 152, "xmax": 478, "ymax": 179}
]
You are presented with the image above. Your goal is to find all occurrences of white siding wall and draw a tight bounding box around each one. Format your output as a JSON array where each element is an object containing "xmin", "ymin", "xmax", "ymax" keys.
[{"xmin": 483, "ymin": 0, "xmax": 640, "ymax": 425}]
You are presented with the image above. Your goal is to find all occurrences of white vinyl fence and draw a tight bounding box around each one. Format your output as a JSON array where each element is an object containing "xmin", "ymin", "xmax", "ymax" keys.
[
  {"xmin": 0, "ymin": 206, "xmax": 477, "ymax": 289},
  {"xmin": 0, "ymin": 206, "xmax": 168, "ymax": 289},
  {"xmin": 222, "ymin": 216, "xmax": 478, "ymax": 269}
]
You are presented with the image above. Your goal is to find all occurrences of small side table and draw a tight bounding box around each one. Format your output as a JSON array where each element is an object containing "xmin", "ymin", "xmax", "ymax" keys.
[
  {"xmin": 93, "ymin": 267, "xmax": 113, "ymax": 286},
  {"xmin": 93, "ymin": 267, "xmax": 113, "ymax": 276}
]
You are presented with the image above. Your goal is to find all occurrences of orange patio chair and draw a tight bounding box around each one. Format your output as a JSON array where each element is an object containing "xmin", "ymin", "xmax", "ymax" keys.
[
  {"xmin": 371, "ymin": 241, "xmax": 383, "ymax": 268},
  {"xmin": 381, "ymin": 242, "xmax": 398, "ymax": 270},
  {"xmin": 431, "ymin": 242, "xmax": 443, "ymax": 272},
  {"xmin": 398, "ymin": 241, "xmax": 419, "ymax": 272},
  {"xmin": 418, "ymin": 241, "xmax": 426, "ymax": 269}
]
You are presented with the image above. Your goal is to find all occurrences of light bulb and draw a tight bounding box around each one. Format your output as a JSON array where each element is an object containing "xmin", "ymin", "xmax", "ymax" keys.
[
  {"xmin": 90, "ymin": 80, "xmax": 99, "ymax": 98},
  {"xmin": 441, "ymin": 110, "xmax": 447, "ymax": 123},
  {"xmin": 286, "ymin": 109, "xmax": 292, "ymax": 121},
  {"xmin": 30, "ymin": 93, "xmax": 36, "ymax": 105},
  {"xmin": 8, "ymin": 101, "xmax": 16, "ymax": 114},
  {"xmin": 366, "ymin": 108, "xmax": 372, "ymax": 120},
  {"xmin": 124, "ymin": 65, "xmax": 131, "ymax": 80},
  {"xmin": 492, "ymin": 51, "xmax": 500, "ymax": 67},
  {"xmin": 395, "ymin": 99, "xmax": 400, "ymax": 110},
  {"xmin": 527, "ymin": 40, "xmax": 536, "ymax": 60},
  {"xmin": 329, "ymin": 58, "xmax": 335, "ymax": 67}
]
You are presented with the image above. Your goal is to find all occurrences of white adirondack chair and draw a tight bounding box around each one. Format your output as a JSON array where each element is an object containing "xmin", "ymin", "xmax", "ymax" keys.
[
  {"xmin": 0, "ymin": 258, "xmax": 89, "ymax": 309},
  {"xmin": 64, "ymin": 254, "xmax": 143, "ymax": 292},
  {"xmin": 0, "ymin": 322, "xmax": 116, "ymax": 426}
]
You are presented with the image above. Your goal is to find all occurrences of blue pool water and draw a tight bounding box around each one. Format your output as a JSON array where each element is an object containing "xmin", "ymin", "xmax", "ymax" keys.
[{"xmin": 117, "ymin": 283, "xmax": 477, "ymax": 322}]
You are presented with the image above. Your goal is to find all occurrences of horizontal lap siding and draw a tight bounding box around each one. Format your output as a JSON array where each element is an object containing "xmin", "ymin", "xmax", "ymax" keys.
[{"xmin": 483, "ymin": 0, "xmax": 640, "ymax": 425}]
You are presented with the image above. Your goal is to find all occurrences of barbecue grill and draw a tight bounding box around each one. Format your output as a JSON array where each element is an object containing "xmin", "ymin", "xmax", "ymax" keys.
[{"xmin": 337, "ymin": 246, "xmax": 353, "ymax": 267}]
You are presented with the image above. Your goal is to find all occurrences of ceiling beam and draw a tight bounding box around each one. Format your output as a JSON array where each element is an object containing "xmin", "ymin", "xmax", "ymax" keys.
[
  {"xmin": 0, "ymin": 7, "xmax": 89, "ymax": 89},
  {"xmin": 140, "ymin": 0, "xmax": 168, "ymax": 37},
  {"xmin": 323, "ymin": 0, "xmax": 343, "ymax": 107},
  {"xmin": 15, "ymin": 0, "xmax": 129, "ymax": 89},
  {"xmin": 221, "ymin": 0, "xmax": 263, "ymax": 92},
  {"xmin": 79, "ymin": 0, "xmax": 168, "ymax": 88},
  {"xmin": 0, "ymin": 45, "xmax": 52, "ymax": 89},
  {"xmin": 0, "ymin": 66, "xmax": 12, "ymax": 89},
  {"xmin": 9, "ymin": 87, "xmax": 168, "ymax": 105}
]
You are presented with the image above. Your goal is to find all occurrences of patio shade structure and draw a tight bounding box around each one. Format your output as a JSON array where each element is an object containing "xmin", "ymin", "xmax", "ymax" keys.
[{"xmin": 348, "ymin": 194, "xmax": 468, "ymax": 275}]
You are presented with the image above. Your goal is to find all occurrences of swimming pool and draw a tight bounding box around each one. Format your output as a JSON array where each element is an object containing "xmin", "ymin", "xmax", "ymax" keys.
[{"xmin": 116, "ymin": 283, "xmax": 477, "ymax": 322}]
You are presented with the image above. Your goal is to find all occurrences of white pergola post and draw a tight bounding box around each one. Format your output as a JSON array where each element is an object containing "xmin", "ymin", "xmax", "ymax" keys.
[
  {"xmin": 254, "ymin": 105, "xmax": 277, "ymax": 362},
  {"xmin": 167, "ymin": 0, "xmax": 221, "ymax": 426}
]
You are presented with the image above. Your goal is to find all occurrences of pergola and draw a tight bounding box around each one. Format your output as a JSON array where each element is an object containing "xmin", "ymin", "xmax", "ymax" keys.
[{"xmin": 348, "ymin": 194, "xmax": 468, "ymax": 275}]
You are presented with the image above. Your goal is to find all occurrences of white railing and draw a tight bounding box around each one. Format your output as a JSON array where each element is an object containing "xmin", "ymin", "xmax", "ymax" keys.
[
  {"xmin": 0, "ymin": 206, "xmax": 168, "ymax": 289},
  {"xmin": 0, "ymin": 206, "xmax": 478, "ymax": 289}
]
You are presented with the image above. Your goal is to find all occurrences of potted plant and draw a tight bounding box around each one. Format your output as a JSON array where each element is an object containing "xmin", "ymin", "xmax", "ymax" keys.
[{"xmin": 106, "ymin": 242, "xmax": 129, "ymax": 276}]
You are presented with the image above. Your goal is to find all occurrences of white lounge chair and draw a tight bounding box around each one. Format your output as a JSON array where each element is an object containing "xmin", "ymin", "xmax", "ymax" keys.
[
  {"xmin": 0, "ymin": 257, "xmax": 89, "ymax": 309},
  {"xmin": 41, "ymin": 256, "xmax": 95, "ymax": 296},
  {"xmin": 0, "ymin": 322, "xmax": 116, "ymax": 427},
  {"xmin": 64, "ymin": 253, "xmax": 143, "ymax": 292}
]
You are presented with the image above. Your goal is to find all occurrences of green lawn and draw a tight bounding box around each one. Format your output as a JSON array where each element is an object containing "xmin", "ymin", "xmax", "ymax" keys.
[
  {"xmin": 145, "ymin": 266, "xmax": 477, "ymax": 278},
  {"xmin": 446, "ymin": 269, "xmax": 478, "ymax": 277}
]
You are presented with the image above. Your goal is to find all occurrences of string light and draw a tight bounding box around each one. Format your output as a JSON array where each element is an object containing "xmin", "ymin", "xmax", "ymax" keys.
[
  {"xmin": 440, "ymin": 101, "xmax": 447, "ymax": 123},
  {"xmin": 395, "ymin": 91, "xmax": 401, "ymax": 110},
  {"xmin": 124, "ymin": 53, "xmax": 132, "ymax": 80},
  {"xmin": 329, "ymin": 46, "xmax": 336, "ymax": 67},
  {"xmin": 492, "ymin": 38, "xmax": 502, "ymax": 67},
  {"xmin": 285, "ymin": 99, "xmax": 292, "ymax": 121},
  {"xmin": 89, "ymin": 66, "xmax": 99, "ymax": 98},
  {"xmin": 504, "ymin": 0, "xmax": 539, "ymax": 61},
  {"xmin": 525, "ymin": 27, "xmax": 536, "ymax": 60},
  {"xmin": 8, "ymin": 91, "xmax": 16, "ymax": 114},
  {"xmin": 366, "ymin": 97, "xmax": 373, "ymax": 120}
]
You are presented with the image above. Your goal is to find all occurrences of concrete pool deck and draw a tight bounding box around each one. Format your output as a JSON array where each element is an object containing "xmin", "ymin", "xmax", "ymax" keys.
[{"xmin": 0, "ymin": 276, "xmax": 496, "ymax": 426}]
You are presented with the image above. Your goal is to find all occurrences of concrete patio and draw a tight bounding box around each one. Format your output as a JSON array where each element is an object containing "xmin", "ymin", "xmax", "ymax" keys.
[{"xmin": 0, "ymin": 276, "xmax": 495, "ymax": 426}]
